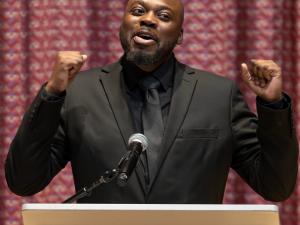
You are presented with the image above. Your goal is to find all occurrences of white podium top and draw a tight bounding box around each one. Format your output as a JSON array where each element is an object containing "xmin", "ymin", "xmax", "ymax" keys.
[{"xmin": 22, "ymin": 204, "xmax": 280, "ymax": 225}]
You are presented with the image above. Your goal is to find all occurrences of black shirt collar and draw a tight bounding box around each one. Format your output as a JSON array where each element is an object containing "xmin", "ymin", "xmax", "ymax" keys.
[{"xmin": 122, "ymin": 54, "xmax": 175, "ymax": 92}]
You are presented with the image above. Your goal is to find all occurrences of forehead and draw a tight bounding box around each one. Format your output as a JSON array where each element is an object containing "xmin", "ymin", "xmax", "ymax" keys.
[{"xmin": 126, "ymin": 0, "xmax": 183, "ymax": 12}]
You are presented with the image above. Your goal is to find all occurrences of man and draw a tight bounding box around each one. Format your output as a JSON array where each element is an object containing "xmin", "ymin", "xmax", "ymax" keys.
[{"xmin": 5, "ymin": 0, "xmax": 298, "ymax": 203}]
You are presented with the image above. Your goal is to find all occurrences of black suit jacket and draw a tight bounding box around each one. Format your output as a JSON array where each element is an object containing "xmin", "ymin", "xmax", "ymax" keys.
[{"xmin": 5, "ymin": 59, "xmax": 299, "ymax": 203}]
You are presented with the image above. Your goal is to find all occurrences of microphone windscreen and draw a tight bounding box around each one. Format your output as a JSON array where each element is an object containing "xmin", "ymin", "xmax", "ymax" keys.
[{"xmin": 128, "ymin": 133, "xmax": 148, "ymax": 151}]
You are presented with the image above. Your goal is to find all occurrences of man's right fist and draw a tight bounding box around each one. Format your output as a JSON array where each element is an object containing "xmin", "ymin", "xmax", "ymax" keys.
[{"xmin": 45, "ymin": 51, "xmax": 87, "ymax": 94}]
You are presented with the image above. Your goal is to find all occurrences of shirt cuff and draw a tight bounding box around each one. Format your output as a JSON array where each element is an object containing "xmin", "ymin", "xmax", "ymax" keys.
[
  {"xmin": 40, "ymin": 85, "xmax": 66, "ymax": 102},
  {"xmin": 257, "ymin": 94, "xmax": 289, "ymax": 110}
]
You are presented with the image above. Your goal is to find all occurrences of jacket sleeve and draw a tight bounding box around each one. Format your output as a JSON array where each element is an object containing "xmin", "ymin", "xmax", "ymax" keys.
[
  {"xmin": 5, "ymin": 87, "xmax": 69, "ymax": 196},
  {"xmin": 230, "ymin": 83, "xmax": 299, "ymax": 201}
]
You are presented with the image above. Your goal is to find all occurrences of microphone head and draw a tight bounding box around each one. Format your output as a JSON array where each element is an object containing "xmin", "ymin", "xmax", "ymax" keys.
[{"xmin": 128, "ymin": 133, "xmax": 148, "ymax": 151}]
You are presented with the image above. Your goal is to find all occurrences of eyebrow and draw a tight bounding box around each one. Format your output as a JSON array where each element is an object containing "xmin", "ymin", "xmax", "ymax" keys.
[{"xmin": 129, "ymin": 0, "xmax": 173, "ymax": 12}]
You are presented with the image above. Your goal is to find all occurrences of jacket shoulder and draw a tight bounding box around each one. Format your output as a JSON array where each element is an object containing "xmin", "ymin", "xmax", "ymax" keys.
[
  {"xmin": 69, "ymin": 60, "xmax": 121, "ymax": 87},
  {"xmin": 178, "ymin": 61, "xmax": 235, "ymax": 87},
  {"xmin": 77, "ymin": 61, "xmax": 121, "ymax": 79}
]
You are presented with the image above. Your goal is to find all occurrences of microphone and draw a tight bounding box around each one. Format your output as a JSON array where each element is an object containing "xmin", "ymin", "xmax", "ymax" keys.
[{"xmin": 117, "ymin": 133, "xmax": 148, "ymax": 187}]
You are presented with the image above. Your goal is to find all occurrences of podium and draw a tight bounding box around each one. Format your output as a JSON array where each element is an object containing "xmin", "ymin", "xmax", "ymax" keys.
[{"xmin": 22, "ymin": 204, "xmax": 280, "ymax": 225}]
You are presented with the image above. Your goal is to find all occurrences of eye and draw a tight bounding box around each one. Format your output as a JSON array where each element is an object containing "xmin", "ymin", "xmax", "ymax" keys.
[
  {"xmin": 131, "ymin": 7, "xmax": 145, "ymax": 16},
  {"xmin": 157, "ymin": 12, "xmax": 171, "ymax": 21}
]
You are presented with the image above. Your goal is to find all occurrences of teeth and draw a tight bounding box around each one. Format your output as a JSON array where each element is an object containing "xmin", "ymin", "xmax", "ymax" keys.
[{"xmin": 138, "ymin": 34, "xmax": 153, "ymax": 40}]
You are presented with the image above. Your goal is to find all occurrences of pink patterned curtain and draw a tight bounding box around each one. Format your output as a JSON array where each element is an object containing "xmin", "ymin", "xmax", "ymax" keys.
[{"xmin": 0, "ymin": 1, "xmax": 299, "ymax": 224}]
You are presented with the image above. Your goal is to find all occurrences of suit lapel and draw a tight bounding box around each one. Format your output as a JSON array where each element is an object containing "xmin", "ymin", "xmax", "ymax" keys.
[
  {"xmin": 99, "ymin": 62, "xmax": 135, "ymax": 144},
  {"xmin": 99, "ymin": 61, "xmax": 147, "ymax": 195},
  {"xmin": 147, "ymin": 61, "xmax": 198, "ymax": 193}
]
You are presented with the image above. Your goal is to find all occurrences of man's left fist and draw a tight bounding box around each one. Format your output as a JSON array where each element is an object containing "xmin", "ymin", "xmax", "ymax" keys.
[{"xmin": 241, "ymin": 60, "xmax": 283, "ymax": 102}]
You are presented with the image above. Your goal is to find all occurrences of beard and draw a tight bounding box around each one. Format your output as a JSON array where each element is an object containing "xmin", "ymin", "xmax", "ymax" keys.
[{"xmin": 119, "ymin": 27, "xmax": 177, "ymax": 66}]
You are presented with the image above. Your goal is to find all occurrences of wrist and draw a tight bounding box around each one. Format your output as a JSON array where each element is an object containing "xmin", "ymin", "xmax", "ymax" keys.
[
  {"xmin": 45, "ymin": 81, "xmax": 65, "ymax": 95},
  {"xmin": 259, "ymin": 93, "xmax": 283, "ymax": 103},
  {"xmin": 41, "ymin": 84, "xmax": 66, "ymax": 101}
]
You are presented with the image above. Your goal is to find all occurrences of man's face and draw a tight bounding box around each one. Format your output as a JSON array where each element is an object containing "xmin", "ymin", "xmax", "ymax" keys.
[{"xmin": 119, "ymin": 0, "xmax": 183, "ymax": 68}]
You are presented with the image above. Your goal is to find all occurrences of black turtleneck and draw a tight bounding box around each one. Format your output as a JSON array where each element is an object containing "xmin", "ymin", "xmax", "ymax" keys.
[{"xmin": 121, "ymin": 55, "xmax": 175, "ymax": 133}]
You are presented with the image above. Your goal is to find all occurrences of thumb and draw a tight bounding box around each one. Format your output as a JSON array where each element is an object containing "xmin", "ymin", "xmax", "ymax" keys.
[
  {"xmin": 240, "ymin": 63, "xmax": 262, "ymax": 96},
  {"xmin": 241, "ymin": 63, "xmax": 251, "ymax": 83},
  {"xmin": 81, "ymin": 54, "xmax": 88, "ymax": 62}
]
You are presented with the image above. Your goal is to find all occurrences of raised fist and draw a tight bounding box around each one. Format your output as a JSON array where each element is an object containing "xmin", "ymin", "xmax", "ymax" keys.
[{"xmin": 45, "ymin": 51, "xmax": 87, "ymax": 94}]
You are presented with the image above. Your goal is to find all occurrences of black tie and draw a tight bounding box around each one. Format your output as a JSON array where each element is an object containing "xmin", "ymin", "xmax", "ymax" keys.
[{"xmin": 140, "ymin": 76, "xmax": 164, "ymax": 181}]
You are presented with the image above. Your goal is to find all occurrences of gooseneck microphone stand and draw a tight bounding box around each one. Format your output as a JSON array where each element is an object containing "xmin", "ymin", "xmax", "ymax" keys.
[
  {"xmin": 63, "ymin": 168, "xmax": 120, "ymax": 203},
  {"xmin": 62, "ymin": 149, "xmax": 135, "ymax": 203},
  {"xmin": 63, "ymin": 133, "xmax": 147, "ymax": 203}
]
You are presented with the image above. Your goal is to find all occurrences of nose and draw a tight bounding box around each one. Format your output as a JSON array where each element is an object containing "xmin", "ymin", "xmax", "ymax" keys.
[{"xmin": 140, "ymin": 12, "xmax": 157, "ymax": 29}]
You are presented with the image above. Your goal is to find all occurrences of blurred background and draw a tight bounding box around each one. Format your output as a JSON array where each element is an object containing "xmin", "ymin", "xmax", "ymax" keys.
[{"xmin": 0, "ymin": 0, "xmax": 299, "ymax": 224}]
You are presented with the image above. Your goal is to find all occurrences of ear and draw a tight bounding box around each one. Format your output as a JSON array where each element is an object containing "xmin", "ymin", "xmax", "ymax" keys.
[{"xmin": 176, "ymin": 29, "xmax": 183, "ymax": 45}]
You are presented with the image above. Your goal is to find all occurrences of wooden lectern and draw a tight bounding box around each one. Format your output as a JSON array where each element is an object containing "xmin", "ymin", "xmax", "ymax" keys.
[{"xmin": 22, "ymin": 204, "xmax": 280, "ymax": 225}]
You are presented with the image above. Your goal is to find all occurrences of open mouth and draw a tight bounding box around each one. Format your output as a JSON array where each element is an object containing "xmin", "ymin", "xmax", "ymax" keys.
[
  {"xmin": 137, "ymin": 33, "xmax": 155, "ymax": 40},
  {"xmin": 133, "ymin": 31, "xmax": 157, "ymax": 46}
]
